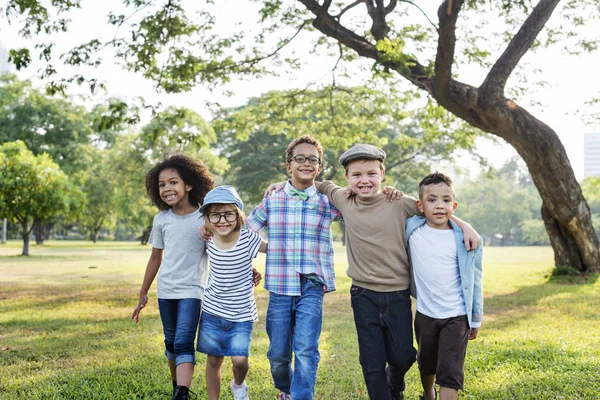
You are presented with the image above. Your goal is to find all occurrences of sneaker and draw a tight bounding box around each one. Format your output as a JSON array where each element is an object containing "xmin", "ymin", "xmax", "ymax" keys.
[
  {"xmin": 171, "ymin": 385, "xmax": 189, "ymax": 400},
  {"xmin": 277, "ymin": 392, "xmax": 292, "ymax": 400},
  {"xmin": 230, "ymin": 380, "xmax": 249, "ymax": 400}
]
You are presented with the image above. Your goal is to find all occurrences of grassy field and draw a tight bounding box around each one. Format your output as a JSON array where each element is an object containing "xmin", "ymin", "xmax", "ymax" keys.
[{"xmin": 1, "ymin": 241, "xmax": 599, "ymax": 399}]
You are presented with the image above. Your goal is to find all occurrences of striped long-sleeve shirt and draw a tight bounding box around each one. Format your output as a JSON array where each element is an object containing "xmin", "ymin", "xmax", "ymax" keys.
[{"xmin": 202, "ymin": 229, "xmax": 262, "ymax": 322}]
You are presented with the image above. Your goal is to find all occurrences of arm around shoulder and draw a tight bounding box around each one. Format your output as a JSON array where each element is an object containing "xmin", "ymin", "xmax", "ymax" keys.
[{"xmin": 471, "ymin": 244, "xmax": 484, "ymax": 333}]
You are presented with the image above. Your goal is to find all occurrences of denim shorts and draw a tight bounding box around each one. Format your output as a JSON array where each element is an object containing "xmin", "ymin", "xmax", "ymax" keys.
[{"xmin": 196, "ymin": 312, "xmax": 253, "ymax": 357}]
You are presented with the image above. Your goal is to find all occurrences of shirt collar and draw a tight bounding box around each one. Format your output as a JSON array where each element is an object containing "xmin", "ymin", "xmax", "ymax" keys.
[{"xmin": 284, "ymin": 180, "xmax": 317, "ymax": 199}]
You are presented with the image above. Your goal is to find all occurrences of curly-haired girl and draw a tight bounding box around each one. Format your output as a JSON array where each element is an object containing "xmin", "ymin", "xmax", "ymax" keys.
[{"xmin": 132, "ymin": 154, "xmax": 214, "ymax": 400}]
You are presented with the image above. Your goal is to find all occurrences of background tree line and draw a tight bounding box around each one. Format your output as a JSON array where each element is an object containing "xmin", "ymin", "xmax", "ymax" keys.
[{"xmin": 1, "ymin": 73, "xmax": 599, "ymax": 255}]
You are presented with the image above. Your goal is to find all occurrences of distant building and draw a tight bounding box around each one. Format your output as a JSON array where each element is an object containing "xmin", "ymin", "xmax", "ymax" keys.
[
  {"xmin": 0, "ymin": 42, "xmax": 12, "ymax": 73},
  {"xmin": 584, "ymin": 133, "xmax": 600, "ymax": 178}
]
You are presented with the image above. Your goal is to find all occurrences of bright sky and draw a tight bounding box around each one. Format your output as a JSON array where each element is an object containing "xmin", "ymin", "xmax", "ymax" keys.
[{"xmin": 1, "ymin": 0, "xmax": 598, "ymax": 181}]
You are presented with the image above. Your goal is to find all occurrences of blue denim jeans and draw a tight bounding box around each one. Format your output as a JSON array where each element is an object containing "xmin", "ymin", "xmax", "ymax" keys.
[
  {"xmin": 266, "ymin": 276, "xmax": 324, "ymax": 400},
  {"xmin": 158, "ymin": 298, "xmax": 201, "ymax": 366},
  {"xmin": 350, "ymin": 285, "xmax": 416, "ymax": 400}
]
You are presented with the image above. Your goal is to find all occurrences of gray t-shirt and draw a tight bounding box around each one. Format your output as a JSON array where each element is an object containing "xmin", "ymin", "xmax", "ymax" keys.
[{"xmin": 151, "ymin": 208, "xmax": 208, "ymax": 299}]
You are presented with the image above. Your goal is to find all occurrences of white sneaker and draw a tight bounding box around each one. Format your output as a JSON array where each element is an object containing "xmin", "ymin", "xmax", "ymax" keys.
[
  {"xmin": 278, "ymin": 392, "xmax": 292, "ymax": 400},
  {"xmin": 231, "ymin": 380, "xmax": 249, "ymax": 400}
]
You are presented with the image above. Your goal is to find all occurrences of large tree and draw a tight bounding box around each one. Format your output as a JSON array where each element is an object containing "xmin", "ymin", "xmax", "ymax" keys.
[
  {"xmin": 0, "ymin": 141, "xmax": 81, "ymax": 255},
  {"xmin": 4, "ymin": 0, "xmax": 599, "ymax": 271}
]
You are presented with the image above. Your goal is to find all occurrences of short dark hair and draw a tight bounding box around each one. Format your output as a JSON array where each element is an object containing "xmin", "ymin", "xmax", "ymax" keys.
[
  {"xmin": 285, "ymin": 135, "xmax": 323, "ymax": 163},
  {"xmin": 418, "ymin": 172, "xmax": 455, "ymax": 200},
  {"xmin": 145, "ymin": 154, "xmax": 215, "ymax": 211}
]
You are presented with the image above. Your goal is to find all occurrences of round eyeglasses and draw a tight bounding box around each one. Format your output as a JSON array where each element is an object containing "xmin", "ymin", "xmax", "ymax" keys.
[
  {"xmin": 208, "ymin": 211, "xmax": 238, "ymax": 224},
  {"xmin": 288, "ymin": 155, "xmax": 320, "ymax": 165}
]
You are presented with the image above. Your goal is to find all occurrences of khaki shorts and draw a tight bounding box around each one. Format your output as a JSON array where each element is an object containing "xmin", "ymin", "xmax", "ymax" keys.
[{"xmin": 414, "ymin": 311, "xmax": 470, "ymax": 390}]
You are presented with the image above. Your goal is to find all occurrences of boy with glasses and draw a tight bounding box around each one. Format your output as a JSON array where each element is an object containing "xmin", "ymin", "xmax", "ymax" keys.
[{"xmin": 246, "ymin": 135, "xmax": 340, "ymax": 400}]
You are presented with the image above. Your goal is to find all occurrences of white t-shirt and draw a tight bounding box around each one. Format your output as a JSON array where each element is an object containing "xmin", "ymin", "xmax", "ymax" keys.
[
  {"xmin": 151, "ymin": 208, "xmax": 208, "ymax": 299},
  {"xmin": 409, "ymin": 224, "xmax": 467, "ymax": 319},
  {"xmin": 202, "ymin": 229, "xmax": 262, "ymax": 322}
]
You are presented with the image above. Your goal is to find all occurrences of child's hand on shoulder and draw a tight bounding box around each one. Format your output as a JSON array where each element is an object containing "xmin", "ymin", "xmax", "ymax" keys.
[
  {"xmin": 382, "ymin": 186, "xmax": 403, "ymax": 202},
  {"xmin": 263, "ymin": 181, "xmax": 286, "ymax": 198},
  {"xmin": 344, "ymin": 186, "xmax": 403, "ymax": 202},
  {"xmin": 201, "ymin": 225, "xmax": 212, "ymax": 242}
]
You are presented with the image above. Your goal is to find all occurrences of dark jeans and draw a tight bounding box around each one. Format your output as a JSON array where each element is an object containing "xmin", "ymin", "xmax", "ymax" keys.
[
  {"xmin": 350, "ymin": 285, "xmax": 416, "ymax": 400},
  {"xmin": 158, "ymin": 298, "xmax": 201, "ymax": 366}
]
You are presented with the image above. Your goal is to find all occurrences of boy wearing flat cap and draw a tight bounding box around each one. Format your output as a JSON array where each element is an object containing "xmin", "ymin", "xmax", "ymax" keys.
[{"xmin": 316, "ymin": 144, "xmax": 480, "ymax": 400}]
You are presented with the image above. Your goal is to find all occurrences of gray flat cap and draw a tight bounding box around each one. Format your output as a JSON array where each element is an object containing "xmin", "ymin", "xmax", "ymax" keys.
[{"xmin": 339, "ymin": 144, "xmax": 386, "ymax": 167}]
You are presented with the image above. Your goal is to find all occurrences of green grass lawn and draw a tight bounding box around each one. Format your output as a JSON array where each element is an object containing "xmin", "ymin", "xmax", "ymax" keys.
[{"xmin": 1, "ymin": 241, "xmax": 599, "ymax": 399}]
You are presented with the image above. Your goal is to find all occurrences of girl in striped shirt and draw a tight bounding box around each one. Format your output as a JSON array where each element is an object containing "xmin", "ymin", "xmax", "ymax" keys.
[{"xmin": 197, "ymin": 186, "xmax": 267, "ymax": 400}]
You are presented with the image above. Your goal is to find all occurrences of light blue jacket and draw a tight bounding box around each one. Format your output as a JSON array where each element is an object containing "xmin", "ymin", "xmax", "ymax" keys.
[{"xmin": 406, "ymin": 216, "xmax": 484, "ymax": 328}]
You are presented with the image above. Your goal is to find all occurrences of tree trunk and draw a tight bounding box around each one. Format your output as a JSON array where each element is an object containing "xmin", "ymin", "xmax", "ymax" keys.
[
  {"xmin": 34, "ymin": 220, "xmax": 44, "ymax": 245},
  {"xmin": 437, "ymin": 83, "xmax": 600, "ymax": 272},
  {"xmin": 495, "ymin": 108, "xmax": 599, "ymax": 271},
  {"xmin": 141, "ymin": 227, "xmax": 152, "ymax": 245},
  {"xmin": 21, "ymin": 221, "xmax": 30, "ymax": 256}
]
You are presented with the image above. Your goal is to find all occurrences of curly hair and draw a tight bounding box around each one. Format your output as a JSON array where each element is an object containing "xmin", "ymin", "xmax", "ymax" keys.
[
  {"xmin": 285, "ymin": 135, "xmax": 323, "ymax": 163},
  {"xmin": 418, "ymin": 171, "xmax": 455, "ymax": 200},
  {"xmin": 145, "ymin": 154, "xmax": 215, "ymax": 211}
]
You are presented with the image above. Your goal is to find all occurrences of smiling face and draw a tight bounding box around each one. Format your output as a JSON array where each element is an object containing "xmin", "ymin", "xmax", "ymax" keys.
[
  {"xmin": 344, "ymin": 159, "xmax": 385, "ymax": 199},
  {"xmin": 417, "ymin": 183, "xmax": 458, "ymax": 230},
  {"xmin": 158, "ymin": 168, "xmax": 191, "ymax": 209},
  {"xmin": 207, "ymin": 204, "xmax": 240, "ymax": 237},
  {"xmin": 286, "ymin": 142, "xmax": 322, "ymax": 190}
]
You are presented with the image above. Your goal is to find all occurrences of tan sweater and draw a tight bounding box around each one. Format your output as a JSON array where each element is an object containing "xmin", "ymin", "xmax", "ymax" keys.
[{"xmin": 320, "ymin": 181, "xmax": 420, "ymax": 292}]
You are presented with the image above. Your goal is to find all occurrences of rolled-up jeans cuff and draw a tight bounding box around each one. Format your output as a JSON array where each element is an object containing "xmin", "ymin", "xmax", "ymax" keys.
[
  {"xmin": 175, "ymin": 353, "xmax": 195, "ymax": 366},
  {"xmin": 164, "ymin": 348, "xmax": 176, "ymax": 361}
]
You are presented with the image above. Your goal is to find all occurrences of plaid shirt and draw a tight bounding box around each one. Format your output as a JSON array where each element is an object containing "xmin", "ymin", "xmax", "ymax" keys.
[{"xmin": 247, "ymin": 181, "xmax": 341, "ymax": 296}]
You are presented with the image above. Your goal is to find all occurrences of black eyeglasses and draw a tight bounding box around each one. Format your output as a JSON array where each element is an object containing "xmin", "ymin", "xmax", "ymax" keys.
[
  {"xmin": 208, "ymin": 211, "xmax": 238, "ymax": 224},
  {"xmin": 288, "ymin": 155, "xmax": 320, "ymax": 165}
]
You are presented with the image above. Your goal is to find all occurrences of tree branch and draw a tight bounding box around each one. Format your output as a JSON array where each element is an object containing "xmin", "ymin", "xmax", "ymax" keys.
[
  {"xmin": 334, "ymin": 0, "xmax": 365, "ymax": 20},
  {"xmin": 368, "ymin": 0, "xmax": 390, "ymax": 40},
  {"xmin": 297, "ymin": 0, "xmax": 430, "ymax": 89},
  {"xmin": 384, "ymin": 0, "xmax": 398, "ymax": 15},
  {"xmin": 299, "ymin": 0, "xmax": 379, "ymax": 59},
  {"xmin": 480, "ymin": 0, "xmax": 561, "ymax": 99},
  {"xmin": 400, "ymin": 1, "xmax": 437, "ymax": 31},
  {"xmin": 434, "ymin": 0, "xmax": 463, "ymax": 102}
]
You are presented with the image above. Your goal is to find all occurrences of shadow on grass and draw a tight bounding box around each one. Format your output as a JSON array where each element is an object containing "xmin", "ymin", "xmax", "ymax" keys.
[
  {"xmin": 485, "ymin": 272, "xmax": 598, "ymax": 319},
  {"xmin": 0, "ymin": 283, "xmax": 136, "ymax": 312}
]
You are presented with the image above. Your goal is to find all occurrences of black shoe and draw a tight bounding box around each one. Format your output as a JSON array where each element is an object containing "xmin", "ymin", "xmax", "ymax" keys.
[
  {"xmin": 391, "ymin": 390, "xmax": 404, "ymax": 400},
  {"xmin": 171, "ymin": 385, "xmax": 189, "ymax": 400},
  {"xmin": 386, "ymin": 365, "xmax": 405, "ymax": 400}
]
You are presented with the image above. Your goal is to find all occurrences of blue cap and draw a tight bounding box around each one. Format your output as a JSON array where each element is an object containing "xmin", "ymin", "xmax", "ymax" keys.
[{"xmin": 199, "ymin": 185, "xmax": 244, "ymax": 215}]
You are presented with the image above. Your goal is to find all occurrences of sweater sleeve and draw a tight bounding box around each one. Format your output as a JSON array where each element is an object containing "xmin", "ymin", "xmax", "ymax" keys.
[{"xmin": 319, "ymin": 181, "xmax": 346, "ymax": 210}]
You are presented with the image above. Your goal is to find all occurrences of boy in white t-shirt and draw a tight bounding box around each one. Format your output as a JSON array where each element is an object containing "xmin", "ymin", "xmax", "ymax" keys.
[{"xmin": 406, "ymin": 172, "xmax": 483, "ymax": 400}]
